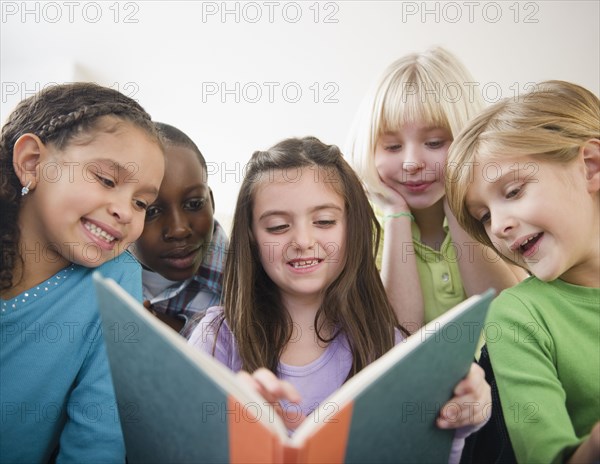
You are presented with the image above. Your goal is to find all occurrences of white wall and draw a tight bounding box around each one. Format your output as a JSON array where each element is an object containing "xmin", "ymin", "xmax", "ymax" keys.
[{"xmin": 2, "ymin": 1, "xmax": 599, "ymax": 231}]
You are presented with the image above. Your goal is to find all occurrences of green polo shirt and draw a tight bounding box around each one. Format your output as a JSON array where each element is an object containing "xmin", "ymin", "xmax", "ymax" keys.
[{"xmin": 377, "ymin": 216, "xmax": 467, "ymax": 324}]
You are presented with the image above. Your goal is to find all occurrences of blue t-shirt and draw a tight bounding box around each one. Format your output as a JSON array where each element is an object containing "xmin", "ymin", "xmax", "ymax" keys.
[{"xmin": 0, "ymin": 253, "xmax": 141, "ymax": 463}]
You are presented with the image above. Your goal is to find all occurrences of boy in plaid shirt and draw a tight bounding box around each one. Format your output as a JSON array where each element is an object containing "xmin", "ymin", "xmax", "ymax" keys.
[{"xmin": 132, "ymin": 122, "xmax": 228, "ymax": 338}]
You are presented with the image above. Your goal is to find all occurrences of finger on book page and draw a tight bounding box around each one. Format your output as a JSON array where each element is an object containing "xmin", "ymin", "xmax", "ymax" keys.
[
  {"xmin": 247, "ymin": 368, "xmax": 302, "ymax": 404},
  {"xmin": 236, "ymin": 369, "xmax": 306, "ymax": 430}
]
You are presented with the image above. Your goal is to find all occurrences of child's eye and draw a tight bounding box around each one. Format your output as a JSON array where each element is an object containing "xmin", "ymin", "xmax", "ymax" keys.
[
  {"xmin": 95, "ymin": 174, "xmax": 115, "ymax": 188},
  {"xmin": 314, "ymin": 220, "xmax": 336, "ymax": 227},
  {"xmin": 266, "ymin": 224, "xmax": 289, "ymax": 233},
  {"xmin": 145, "ymin": 205, "xmax": 161, "ymax": 220},
  {"xmin": 384, "ymin": 144, "xmax": 402, "ymax": 152},
  {"xmin": 184, "ymin": 198, "xmax": 206, "ymax": 211},
  {"xmin": 506, "ymin": 187, "xmax": 522, "ymax": 199},
  {"xmin": 479, "ymin": 212, "xmax": 491, "ymax": 225},
  {"xmin": 133, "ymin": 199, "xmax": 148, "ymax": 211},
  {"xmin": 425, "ymin": 140, "xmax": 445, "ymax": 149}
]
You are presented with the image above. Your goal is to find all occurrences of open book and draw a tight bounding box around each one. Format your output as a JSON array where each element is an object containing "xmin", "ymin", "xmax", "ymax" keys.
[{"xmin": 93, "ymin": 273, "xmax": 494, "ymax": 464}]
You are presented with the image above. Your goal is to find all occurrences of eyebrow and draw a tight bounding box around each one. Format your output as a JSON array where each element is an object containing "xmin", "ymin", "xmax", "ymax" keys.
[
  {"xmin": 487, "ymin": 165, "xmax": 531, "ymax": 185},
  {"xmin": 466, "ymin": 166, "xmax": 526, "ymax": 208},
  {"xmin": 91, "ymin": 158, "xmax": 132, "ymax": 174},
  {"xmin": 258, "ymin": 203, "xmax": 343, "ymax": 221},
  {"xmin": 177, "ymin": 184, "xmax": 210, "ymax": 195}
]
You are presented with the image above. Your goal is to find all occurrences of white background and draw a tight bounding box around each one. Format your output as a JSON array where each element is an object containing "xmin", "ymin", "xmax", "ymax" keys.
[{"xmin": 2, "ymin": 1, "xmax": 599, "ymax": 231}]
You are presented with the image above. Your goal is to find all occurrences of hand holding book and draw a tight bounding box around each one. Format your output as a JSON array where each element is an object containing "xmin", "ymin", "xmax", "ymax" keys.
[
  {"xmin": 437, "ymin": 363, "xmax": 490, "ymax": 429},
  {"xmin": 93, "ymin": 273, "xmax": 495, "ymax": 463},
  {"xmin": 236, "ymin": 369, "xmax": 306, "ymax": 431},
  {"xmin": 240, "ymin": 361, "xmax": 490, "ymax": 433}
]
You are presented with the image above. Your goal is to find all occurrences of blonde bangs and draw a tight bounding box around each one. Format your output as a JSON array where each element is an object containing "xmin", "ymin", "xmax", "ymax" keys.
[{"xmin": 379, "ymin": 76, "xmax": 451, "ymax": 136}]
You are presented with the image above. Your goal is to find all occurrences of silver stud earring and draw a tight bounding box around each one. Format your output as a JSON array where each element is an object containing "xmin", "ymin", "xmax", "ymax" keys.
[{"xmin": 21, "ymin": 181, "xmax": 32, "ymax": 196}]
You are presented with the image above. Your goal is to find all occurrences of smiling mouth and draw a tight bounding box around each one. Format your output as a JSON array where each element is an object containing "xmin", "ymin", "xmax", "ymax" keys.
[
  {"xmin": 519, "ymin": 233, "xmax": 542, "ymax": 254},
  {"xmin": 402, "ymin": 181, "xmax": 433, "ymax": 191},
  {"xmin": 289, "ymin": 259, "xmax": 322, "ymax": 269},
  {"xmin": 83, "ymin": 220, "xmax": 116, "ymax": 244}
]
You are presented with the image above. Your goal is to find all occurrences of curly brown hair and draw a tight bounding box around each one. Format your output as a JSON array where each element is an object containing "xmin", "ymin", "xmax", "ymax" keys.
[{"xmin": 0, "ymin": 82, "xmax": 161, "ymax": 292}]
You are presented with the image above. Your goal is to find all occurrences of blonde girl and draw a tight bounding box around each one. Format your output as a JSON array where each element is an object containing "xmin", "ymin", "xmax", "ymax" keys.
[
  {"xmin": 348, "ymin": 47, "xmax": 525, "ymax": 329},
  {"xmin": 446, "ymin": 80, "xmax": 600, "ymax": 463}
]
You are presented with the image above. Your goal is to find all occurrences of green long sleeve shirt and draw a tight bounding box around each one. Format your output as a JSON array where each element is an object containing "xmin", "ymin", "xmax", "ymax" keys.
[{"xmin": 487, "ymin": 278, "xmax": 599, "ymax": 463}]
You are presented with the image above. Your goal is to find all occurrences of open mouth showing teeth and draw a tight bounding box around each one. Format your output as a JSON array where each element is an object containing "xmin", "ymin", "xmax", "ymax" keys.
[
  {"xmin": 289, "ymin": 259, "xmax": 321, "ymax": 269},
  {"xmin": 84, "ymin": 221, "xmax": 116, "ymax": 243},
  {"xmin": 520, "ymin": 233, "xmax": 541, "ymax": 253}
]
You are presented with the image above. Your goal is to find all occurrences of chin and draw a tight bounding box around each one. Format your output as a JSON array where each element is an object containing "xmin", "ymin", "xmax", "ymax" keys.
[
  {"xmin": 74, "ymin": 250, "xmax": 114, "ymax": 268},
  {"xmin": 165, "ymin": 269, "xmax": 196, "ymax": 282},
  {"xmin": 529, "ymin": 268, "xmax": 562, "ymax": 283}
]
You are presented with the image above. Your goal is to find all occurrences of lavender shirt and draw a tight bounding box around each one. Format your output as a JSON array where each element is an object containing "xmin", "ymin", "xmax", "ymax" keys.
[{"xmin": 189, "ymin": 306, "xmax": 481, "ymax": 463}]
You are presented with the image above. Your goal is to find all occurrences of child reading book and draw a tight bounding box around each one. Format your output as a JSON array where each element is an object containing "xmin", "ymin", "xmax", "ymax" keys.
[
  {"xmin": 189, "ymin": 136, "xmax": 491, "ymax": 463},
  {"xmin": 445, "ymin": 80, "xmax": 600, "ymax": 463}
]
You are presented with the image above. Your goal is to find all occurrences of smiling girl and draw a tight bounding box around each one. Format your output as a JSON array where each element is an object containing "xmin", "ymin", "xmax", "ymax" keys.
[
  {"xmin": 0, "ymin": 82, "xmax": 165, "ymax": 462},
  {"xmin": 446, "ymin": 80, "xmax": 600, "ymax": 463},
  {"xmin": 189, "ymin": 136, "xmax": 491, "ymax": 463},
  {"xmin": 348, "ymin": 47, "xmax": 525, "ymax": 330}
]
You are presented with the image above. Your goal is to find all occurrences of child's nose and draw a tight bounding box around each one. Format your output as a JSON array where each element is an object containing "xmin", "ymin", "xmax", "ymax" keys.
[
  {"xmin": 163, "ymin": 209, "xmax": 191, "ymax": 240},
  {"xmin": 401, "ymin": 146, "xmax": 425, "ymax": 173},
  {"xmin": 490, "ymin": 210, "xmax": 516, "ymax": 239},
  {"xmin": 402, "ymin": 161, "xmax": 424, "ymax": 174},
  {"xmin": 108, "ymin": 201, "xmax": 133, "ymax": 224},
  {"xmin": 291, "ymin": 224, "xmax": 315, "ymax": 251}
]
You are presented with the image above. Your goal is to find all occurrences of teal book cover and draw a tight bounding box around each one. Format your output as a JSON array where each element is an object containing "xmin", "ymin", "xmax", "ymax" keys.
[{"xmin": 93, "ymin": 273, "xmax": 493, "ymax": 463}]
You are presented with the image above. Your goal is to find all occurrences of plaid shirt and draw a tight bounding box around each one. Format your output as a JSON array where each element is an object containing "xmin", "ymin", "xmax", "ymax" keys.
[{"xmin": 141, "ymin": 220, "xmax": 228, "ymax": 338}]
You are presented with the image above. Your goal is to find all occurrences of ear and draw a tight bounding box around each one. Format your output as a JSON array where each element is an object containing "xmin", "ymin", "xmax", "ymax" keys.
[
  {"xmin": 581, "ymin": 138, "xmax": 600, "ymax": 194},
  {"xmin": 12, "ymin": 133, "xmax": 45, "ymax": 193}
]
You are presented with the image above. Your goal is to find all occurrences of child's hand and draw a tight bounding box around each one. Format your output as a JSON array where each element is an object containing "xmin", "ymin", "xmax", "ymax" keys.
[
  {"xmin": 236, "ymin": 368, "xmax": 306, "ymax": 430},
  {"xmin": 437, "ymin": 363, "xmax": 491, "ymax": 429},
  {"xmin": 568, "ymin": 421, "xmax": 600, "ymax": 463},
  {"xmin": 370, "ymin": 181, "xmax": 410, "ymax": 216}
]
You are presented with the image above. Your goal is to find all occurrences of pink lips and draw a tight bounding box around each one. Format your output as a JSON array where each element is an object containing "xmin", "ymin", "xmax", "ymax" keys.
[
  {"xmin": 511, "ymin": 233, "xmax": 543, "ymax": 258},
  {"xmin": 81, "ymin": 219, "xmax": 121, "ymax": 251},
  {"xmin": 401, "ymin": 181, "xmax": 434, "ymax": 193}
]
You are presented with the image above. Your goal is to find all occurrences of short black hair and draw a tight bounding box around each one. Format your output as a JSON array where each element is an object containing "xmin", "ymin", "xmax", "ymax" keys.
[{"xmin": 155, "ymin": 122, "xmax": 207, "ymax": 170}]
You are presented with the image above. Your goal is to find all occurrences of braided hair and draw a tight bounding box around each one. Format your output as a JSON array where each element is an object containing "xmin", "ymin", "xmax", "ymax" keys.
[{"xmin": 0, "ymin": 82, "xmax": 161, "ymax": 292}]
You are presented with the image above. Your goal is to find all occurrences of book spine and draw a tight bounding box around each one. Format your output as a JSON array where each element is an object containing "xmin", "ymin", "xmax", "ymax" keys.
[{"xmin": 228, "ymin": 395, "xmax": 282, "ymax": 463}]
